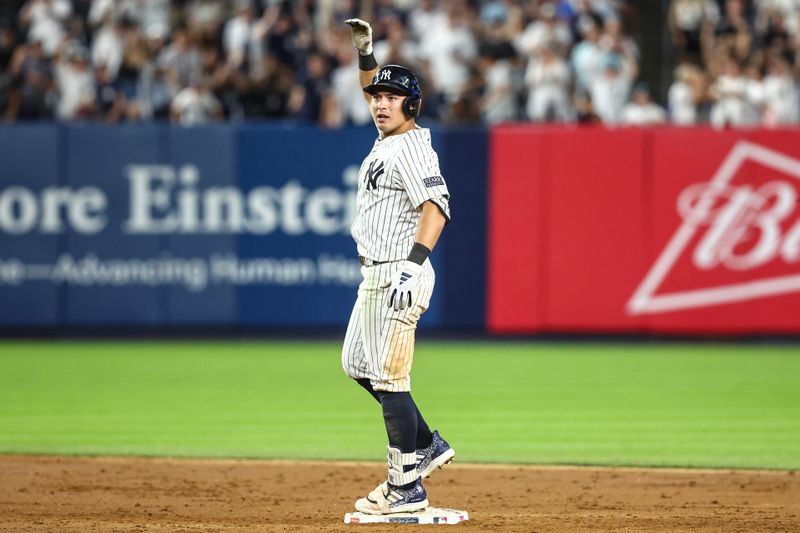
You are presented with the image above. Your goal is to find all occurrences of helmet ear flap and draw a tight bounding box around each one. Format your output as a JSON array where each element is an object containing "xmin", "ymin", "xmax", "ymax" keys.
[{"xmin": 403, "ymin": 95, "xmax": 421, "ymax": 118}]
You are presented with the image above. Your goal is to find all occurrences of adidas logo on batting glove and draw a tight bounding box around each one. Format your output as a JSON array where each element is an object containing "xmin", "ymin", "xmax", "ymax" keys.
[{"xmin": 384, "ymin": 261, "xmax": 422, "ymax": 311}]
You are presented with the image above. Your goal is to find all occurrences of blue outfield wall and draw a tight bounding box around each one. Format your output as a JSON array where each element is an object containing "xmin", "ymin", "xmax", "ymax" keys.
[
  {"xmin": 0, "ymin": 124, "xmax": 488, "ymax": 330},
  {"xmin": 0, "ymin": 126, "xmax": 62, "ymax": 326},
  {"xmin": 437, "ymin": 129, "xmax": 488, "ymax": 329}
]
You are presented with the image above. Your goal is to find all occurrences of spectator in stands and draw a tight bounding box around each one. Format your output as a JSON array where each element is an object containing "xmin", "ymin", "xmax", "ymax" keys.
[
  {"xmin": 574, "ymin": 89, "xmax": 602, "ymax": 124},
  {"xmin": 116, "ymin": 19, "xmax": 150, "ymax": 104},
  {"xmin": 6, "ymin": 37, "xmax": 56, "ymax": 121},
  {"xmin": 709, "ymin": 56, "xmax": 756, "ymax": 128},
  {"xmin": 241, "ymin": 51, "xmax": 293, "ymax": 119},
  {"xmin": 0, "ymin": 26, "xmax": 16, "ymax": 71},
  {"xmin": 622, "ymin": 83, "xmax": 667, "ymax": 126},
  {"xmin": 567, "ymin": 0, "xmax": 607, "ymax": 33},
  {"xmin": 157, "ymin": 26, "xmax": 202, "ymax": 96},
  {"xmin": 758, "ymin": 9, "xmax": 795, "ymax": 62},
  {"xmin": 185, "ymin": 0, "xmax": 226, "ymax": 42},
  {"xmin": 199, "ymin": 40, "xmax": 242, "ymax": 120},
  {"xmin": 71, "ymin": 0, "xmax": 91, "ymax": 21},
  {"xmin": 525, "ymin": 41, "xmax": 572, "ymax": 122},
  {"xmin": 476, "ymin": 1, "xmax": 520, "ymax": 121},
  {"xmin": 324, "ymin": 0, "xmax": 358, "ymax": 30},
  {"xmin": 761, "ymin": 55, "xmax": 799, "ymax": 125},
  {"xmin": 131, "ymin": 0, "xmax": 170, "ymax": 43},
  {"xmin": 483, "ymin": 0, "xmax": 524, "ymax": 38},
  {"xmin": 711, "ymin": 0, "xmax": 753, "ymax": 65},
  {"xmin": 264, "ymin": 10, "xmax": 302, "ymax": 71},
  {"xmin": 54, "ymin": 44, "xmax": 97, "ymax": 120},
  {"xmin": 329, "ymin": 44, "xmax": 372, "ymax": 127},
  {"xmin": 479, "ymin": 50, "xmax": 517, "ymax": 124},
  {"xmin": 87, "ymin": 0, "xmax": 114, "ymax": 29},
  {"xmin": 94, "ymin": 61, "xmax": 125, "ymax": 122},
  {"xmin": 447, "ymin": 62, "xmax": 484, "ymax": 124},
  {"xmin": 64, "ymin": 8, "xmax": 89, "ymax": 49},
  {"xmin": 477, "ymin": 1, "xmax": 518, "ymax": 61},
  {"xmin": 19, "ymin": 0, "xmax": 72, "ymax": 57},
  {"xmin": 572, "ymin": 0, "xmax": 620, "ymax": 26},
  {"xmin": 5, "ymin": 38, "xmax": 53, "ymax": 120},
  {"xmin": 89, "ymin": 0, "xmax": 136, "ymax": 29},
  {"xmin": 373, "ymin": 15, "xmax": 419, "ymax": 68},
  {"xmin": 247, "ymin": 2, "xmax": 279, "ymax": 72},
  {"xmin": 133, "ymin": 34, "xmax": 171, "ymax": 121},
  {"xmin": 756, "ymin": 2, "xmax": 800, "ymax": 54},
  {"xmin": 408, "ymin": 0, "xmax": 447, "ymax": 44},
  {"xmin": 571, "ymin": 16, "xmax": 602, "ymax": 93},
  {"xmin": 743, "ymin": 60, "xmax": 766, "ymax": 123},
  {"xmin": 170, "ymin": 75, "xmax": 223, "ymax": 125},
  {"xmin": 756, "ymin": 0, "xmax": 800, "ymax": 35},
  {"xmin": 419, "ymin": 0, "xmax": 478, "ymax": 114},
  {"xmin": 289, "ymin": 50, "xmax": 333, "ymax": 125},
  {"xmin": 516, "ymin": 2, "xmax": 572, "ymax": 62},
  {"xmin": 371, "ymin": 0, "xmax": 406, "ymax": 40},
  {"xmin": 91, "ymin": 15, "xmax": 125, "ymax": 81},
  {"xmin": 668, "ymin": 62, "xmax": 703, "ymax": 125},
  {"xmin": 223, "ymin": 0, "xmax": 256, "ymax": 71},
  {"xmin": 589, "ymin": 53, "xmax": 633, "ymax": 125},
  {"xmin": 599, "ymin": 14, "xmax": 639, "ymax": 69},
  {"xmin": 668, "ymin": 0, "xmax": 720, "ymax": 64},
  {"xmin": 9, "ymin": 0, "xmax": 797, "ymax": 129},
  {"xmin": 0, "ymin": 26, "xmax": 18, "ymax": 117}
]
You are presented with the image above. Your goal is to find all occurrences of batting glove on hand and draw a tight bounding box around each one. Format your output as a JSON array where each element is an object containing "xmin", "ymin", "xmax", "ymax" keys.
[
  {"xmin": 345, "ymin": 18, "xmax": 373, "ymax": 56},
  {"xmin": 384, "ymin": 261, "xmax": 422, "ymax": 311}
]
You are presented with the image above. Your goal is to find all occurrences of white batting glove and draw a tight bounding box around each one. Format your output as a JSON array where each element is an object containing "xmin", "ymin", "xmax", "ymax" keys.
[
  {"xmin": 385, "ymin": 261, "xmax": 422, "ymax": 311},
  {"xmin": 345, "ymin": 18, "xmax": 373, "ymax": 56}
]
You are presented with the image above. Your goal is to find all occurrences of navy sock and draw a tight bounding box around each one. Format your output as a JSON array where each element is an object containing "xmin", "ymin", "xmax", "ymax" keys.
[
  {"xmin": 415, "ymin": 412, "xmax": 433, "ymax": 449},
  {"xmin": 356, "ymin": 378, "xmax": 381, "ymax": 402},
  {"xmin": 356, "ymin": 378, "xmax": 433, "ymax": 450},
  {"xmin": 377, "ymin": 391, "xmax": 417, "ymax": 453},
  {"xmin": 377, "ymin": 391, "xmax": 418, "ymax": 489}
]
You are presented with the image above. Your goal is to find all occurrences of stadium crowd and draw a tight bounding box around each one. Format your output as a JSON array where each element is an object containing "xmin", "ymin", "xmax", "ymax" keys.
[{"xmin": 0, "ymin": 0, "xmax": 798, "ymax": 127}]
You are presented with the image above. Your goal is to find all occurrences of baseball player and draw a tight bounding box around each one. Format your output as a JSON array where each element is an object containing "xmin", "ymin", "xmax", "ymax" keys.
[{"xmin": 341, "ymin": 18, "xmax": 455, "ymax": 515}]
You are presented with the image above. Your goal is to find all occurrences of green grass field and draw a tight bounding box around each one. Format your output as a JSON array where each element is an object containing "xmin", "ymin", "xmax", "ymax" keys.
[{"xmin": 0, "ymin": 340, "xmax": 798, "ymax": 470}]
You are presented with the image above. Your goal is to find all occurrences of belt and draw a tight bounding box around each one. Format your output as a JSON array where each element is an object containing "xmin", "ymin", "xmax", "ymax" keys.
[{"xmin": 359, "ymin": 256, "xmax": 389, "ymax": 267}]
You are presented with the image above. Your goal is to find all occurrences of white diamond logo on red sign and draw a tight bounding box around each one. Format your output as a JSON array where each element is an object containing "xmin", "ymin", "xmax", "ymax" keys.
[{"xmin": 628, "ymin": 141, "xmax": 800, "ymax": 315}]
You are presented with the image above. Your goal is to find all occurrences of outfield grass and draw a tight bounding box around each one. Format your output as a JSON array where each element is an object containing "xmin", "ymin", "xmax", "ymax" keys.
[{"xmin": 0, "ymin": 341, "xmax": 798, "ymax": 469}]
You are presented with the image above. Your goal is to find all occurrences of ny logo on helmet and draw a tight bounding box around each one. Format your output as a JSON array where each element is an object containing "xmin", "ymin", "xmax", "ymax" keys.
[{"xmin": 380, "ymin": 69, "xmax": 392, "ymax": 81}]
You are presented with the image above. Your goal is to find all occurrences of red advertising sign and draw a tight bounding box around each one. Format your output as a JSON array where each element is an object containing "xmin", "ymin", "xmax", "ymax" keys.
[
  {"xmin": 545, "ymin": 128, "xmax": 648, "ymax": 331},
  {"xmin": 488, "ymin": 126, "xmax": 800, "ymax": 334},
  {"xmin": 634, "ymin": 130, "xmax": 800, "ymax": 333},
  {"xmin": 487, "ymin": 127, "xmax": 547, "ymax": 332}
]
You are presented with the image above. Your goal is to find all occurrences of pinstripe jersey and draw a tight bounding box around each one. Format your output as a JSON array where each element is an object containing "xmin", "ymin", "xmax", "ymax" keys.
[{"xmin": 351, "ymin": 127, "xmax": 451, "ymax": 262}]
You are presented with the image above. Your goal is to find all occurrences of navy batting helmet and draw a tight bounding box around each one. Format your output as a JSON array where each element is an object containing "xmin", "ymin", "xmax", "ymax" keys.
[{"xmin": 363, "ymin": 64, "xmax": 422, "ymax": 119}]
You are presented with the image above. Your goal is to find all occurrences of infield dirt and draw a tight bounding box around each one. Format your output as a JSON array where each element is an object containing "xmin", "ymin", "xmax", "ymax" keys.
[{"xmin": 1, "ymin": 455, "xmax": 798, "ymax": 532}]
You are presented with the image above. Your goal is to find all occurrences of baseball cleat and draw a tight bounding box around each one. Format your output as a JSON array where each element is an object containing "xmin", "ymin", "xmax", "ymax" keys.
[
  {"xmin": 416, "ymin": 430, "xmax": 455, "ymax": 479},
  {"xmin": 354, "ymin": 478, "xmax": 429, "ymax": 515}
]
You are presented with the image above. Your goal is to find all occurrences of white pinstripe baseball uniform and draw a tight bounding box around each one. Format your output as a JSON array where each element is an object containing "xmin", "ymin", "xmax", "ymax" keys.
[{"xmin": 342, "ymin": 127, "xmax": 450, "ymax": 392}]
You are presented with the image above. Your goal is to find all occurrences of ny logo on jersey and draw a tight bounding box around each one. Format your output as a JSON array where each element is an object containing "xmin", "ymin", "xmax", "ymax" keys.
[
  {"xmin": 380, "ymin": 69, "xmax": 392, "ymax": 81},
  {"xmin": 365, "ymin": 159, "xmax": 385, "ymax": 191}
]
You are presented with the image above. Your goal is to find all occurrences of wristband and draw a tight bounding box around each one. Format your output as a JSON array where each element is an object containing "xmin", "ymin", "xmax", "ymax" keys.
[
  {"xmin": 358, "ymin": 52, "xmax": 377, "ymax": 71},
  {"xmin": 407, "ymin": 242, "xmax": 431, "ymax": 266}
]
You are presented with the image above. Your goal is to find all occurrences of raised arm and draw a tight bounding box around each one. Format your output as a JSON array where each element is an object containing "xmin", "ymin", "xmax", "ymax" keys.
[{"xmin": 345, "ymin": 18, "xmax": 379, "ymax": 105}]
